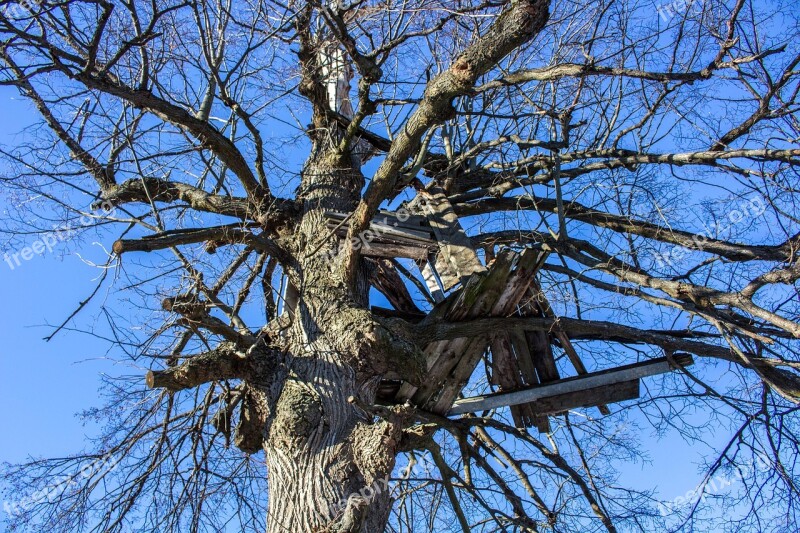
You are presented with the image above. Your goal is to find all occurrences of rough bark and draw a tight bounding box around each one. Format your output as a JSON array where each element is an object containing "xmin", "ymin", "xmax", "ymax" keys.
[{"xmin": 256, "ymin": 154, "xmax": 415, "ymax": 532}]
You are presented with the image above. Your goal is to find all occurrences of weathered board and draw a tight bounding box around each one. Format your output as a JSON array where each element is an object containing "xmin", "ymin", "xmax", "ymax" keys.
[
  {"xmin": 448, "ymin": 353, "xmax": 693, "ymax": 416},
  {"xmin": 429, "ymin": 248, "xmax": 548, "ymax": 415},
  {"xmin": 323, "ymin": 211, "xmax": 437, "ymax": 260},
  {"xmin": 525, "ymin": 282, "xmax": 610, "ymax": 415},
  {"xmin": 507, "ymin": 330, "xmax": 551, "ymax": 431},
  {"xmin": 526, "ymin": 379, "xmax": 640, "ymax": 416},
  {"xmin": 417, "ymin": 258, "xmax": 445, "ymax": 303},
  {"xmin": 408, "ymin": 187, "xmax": 485, "ymax": 291},
  {"xmin": 490, "ymin": 333, "xmax": 548, "ymax": 430}
]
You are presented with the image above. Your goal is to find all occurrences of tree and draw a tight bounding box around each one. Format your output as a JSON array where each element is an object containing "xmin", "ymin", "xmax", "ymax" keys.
[{"xmin": 1, "ymin": 0, "xmax": 799, "ymax": 530}]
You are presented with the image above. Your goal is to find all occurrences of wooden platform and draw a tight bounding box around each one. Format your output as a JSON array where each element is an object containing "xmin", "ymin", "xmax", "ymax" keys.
[
  {"xmin": 394, "ymin": 247, "xmax": 548, "ymax": 416},
  {"xmin": 325, "ymin": 191, "xmax": 693, "ymax": 432}
]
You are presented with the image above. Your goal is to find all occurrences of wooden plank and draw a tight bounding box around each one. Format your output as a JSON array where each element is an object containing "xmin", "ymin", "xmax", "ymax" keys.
[
  {"xmin": 410, "ymin": 188, "xmax": 485, "ymax": 290},
  {"xmin": 375, "ymin": 210, "xmax": 429, "ymax": 228},
  {"xmin": 429, "ymin": 249, "xmax": 545, "ymax": 411},
  {"xmin": 527, "ymin": 329, "xmax": 560, "ymax": 383},
  {"xmin": 326, "ymin": 209, "xmax": 427, "ymax": 225},
  {"xmin": 396, "ymin": 338, "xmax": 452, "ymax": 403},
  {"xmin": 325, "ymin": 230, "xmax": 434, "ymax": 257},
  {"xmin": 360, "ymin": 242, "xmax": 431, "ymax": 261},
  {"xmin": 281, "ymin": 278, "xmax": 298, "ymax": 317},
  {"xmin": 525, "ymin": 282, "xmax": 611, "ymax": 415},
  {"xmin": 510, "ymin": 329, "xmax": 538, "ymax": 387},
  {"xmin": 409, "ymin": 337, "xmax": 473, "ymax": 407},
  {"xmin": 424, "ymin": 249, "xmax": 518, "ymax": 323},
  {"xmin": 427, "ymin": 337, "xmax": 488, "ymax": 412},
  {"xmin": 326, "ymin": 219, "xmax": 434, "ymax": 244},
  {"xmin": 489, "ymin": 249, "xmax": 547, "ymax": 314},
  {"xmin": 396, "ymin": 248, "xmax": 549, "ymax": 415},
  {"xmin": 448, "ymin": 353, "xmax": 693, "ymax": 416},
  {"xmin": 509, "ymin": 330, "xmax": 550, "ymax": 431},
  {"xmin": 490, "ymin": 334, "xmax": 523, "ymax": 427},
  {"xmin": 519, "ymin": 286, "xmax": 560, "ymax": 383},
  {"xmin": 490, "ymin": 334, "xmax": 540, "ymax": 428},
  {"xmin": 326, "ymin": 211, "xmax": 432, "ymax": 238},
  {"xmin": 368, "ymin": 259, "xmax": 421, "ymax": 314},
  {"xmin": 405, "ymin": 251, "xmax": 519, "ymax": 406},
  {"xmin": 323, "ymin": 212, "xmax": 437, "ymax": 261},
  {"xmin": 528, "ymin": 379, "xmax": 640, "ymax": 416},
  {"xmin": 417, "ymin": 259, "xmax": 445, "ymax": 303}
]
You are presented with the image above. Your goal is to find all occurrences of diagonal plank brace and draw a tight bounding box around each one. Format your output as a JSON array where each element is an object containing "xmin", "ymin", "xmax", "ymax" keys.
[{"xmin": 448, "ymin": 353, "xmax": 693, "ymax": 416}]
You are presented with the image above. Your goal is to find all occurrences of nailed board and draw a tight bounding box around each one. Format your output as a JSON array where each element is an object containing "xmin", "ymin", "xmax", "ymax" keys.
[
  {"xmin": 524, "ymin": 281, "xmax": 610, "ymax": 416},
  {"xmin": 408, "ymin": 187, "xmax": 485, "ymax": 291},
  {"xmin": 428, "ymin": 248, "xmax": 548, "ymax": 414},
  {"xmin": 490, "ymin": 333, "xmax": 549, "ymax": 430},
  {"xmin": 526, "ymin": 379, "xmax": 640, "ymax": 416},
  {"xmin": 395, "ymin": 251, "xmax": 518, "ymax": 404},
  {"xmin": 448, "ymin": 353, "xmax": 693, "ymax": 416},
  {"xmin": 324, "ymin": 211, "xmax": 434, "ymax": 242},
  {"xmin": 507, "ymin": 330, "xmax": 551, "ymax": 432}
]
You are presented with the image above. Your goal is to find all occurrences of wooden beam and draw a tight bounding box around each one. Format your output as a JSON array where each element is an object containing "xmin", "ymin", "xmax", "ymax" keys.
[
  {"xmin": 412, "ymin": 251, "xmax": 518, "ymax": 407},
  {"xmin": 363, "ymin": 242, "xmax": 432, "ymax": 260},
  {"xmin": 526, "ymin": 282, "xmax": 610, "ymax": 415},
  {"xmin": 427, "ymin": 248, "xmax": 547, "ymax": 413},
  {"xmin": 490, "ymin": 333, "xmax": 548, "ymax": 429},
  {"xmin": 527, "ymin": 379, "xmax": 640, "ymax": 417},
  {"xmin": 509, "ymin": 330, "xmax": 550, "ymax": 431},
  {"xmin": 324, "ymin": 211, "xmax": 438, "ymax": 260},
  {"xmin": 325, "ymin": 211, "xmax": 434, "ymax": 242},
  {"xmin": 448, "ymin": 353, "xmax": 693, "ymax": 416},
  {"xmin": 395, "ymin": 250, "xmax": 519, "ymax": 405},
  {"xmin": 368, "ymin": 258, "xmax": 422, "ymax": 314}
]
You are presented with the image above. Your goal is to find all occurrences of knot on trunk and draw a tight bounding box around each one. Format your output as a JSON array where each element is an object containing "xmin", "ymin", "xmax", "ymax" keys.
[{"xmin": 269, "ymin": 379, "xmax": 325, "ymax": 450}]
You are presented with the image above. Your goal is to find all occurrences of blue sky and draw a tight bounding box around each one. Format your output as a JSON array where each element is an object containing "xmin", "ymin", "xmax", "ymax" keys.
[{"xmin": 0, "ymin": 87, "xmax": 113, "ymax": 462}]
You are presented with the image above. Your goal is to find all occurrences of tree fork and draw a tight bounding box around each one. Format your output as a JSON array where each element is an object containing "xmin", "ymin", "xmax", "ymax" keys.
[{"xmin": 342, "ymin": 0, "xmax": 550, "ymax": 283}]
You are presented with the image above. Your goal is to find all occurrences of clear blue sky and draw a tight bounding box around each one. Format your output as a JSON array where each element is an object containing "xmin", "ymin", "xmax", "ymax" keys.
[
  {"xmin": 0, "ymin": 87, "xmax": 119, "ymax": 461},
  {"xmin": 0, "ymin": 81, "xmax": 740, "ymax": 528}
]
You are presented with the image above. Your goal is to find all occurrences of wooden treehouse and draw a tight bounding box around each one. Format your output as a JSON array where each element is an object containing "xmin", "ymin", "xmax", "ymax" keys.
[{"xmin": 325, "ymin": 187, "xmax": 692, "ymax": 432}]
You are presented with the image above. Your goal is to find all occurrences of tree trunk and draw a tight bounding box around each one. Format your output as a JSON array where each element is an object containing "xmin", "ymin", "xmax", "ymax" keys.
[
  {"xmin": 264, "ymin": 345, "xmax": 396, "ymax": 532},
  {"xmin": 260, "ymin": 156, "xmax": 404, "ymax": 532}
]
